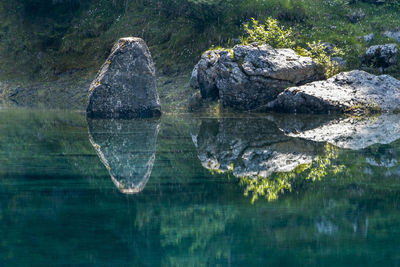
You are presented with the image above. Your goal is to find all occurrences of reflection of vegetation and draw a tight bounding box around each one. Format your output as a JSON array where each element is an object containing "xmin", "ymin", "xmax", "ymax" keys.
[
  {"xmin": 134, "ymin": 203, "xmax": 238, "ymax": 266},
  {"xmin": 240, "ymin": 144, "xmax": 344, "ymax": 203}
]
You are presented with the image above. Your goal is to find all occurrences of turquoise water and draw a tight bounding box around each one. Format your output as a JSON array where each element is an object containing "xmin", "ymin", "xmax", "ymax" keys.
[{"xmin": 1, "ymin": 108, "xmax": 400, "ymax": 266}]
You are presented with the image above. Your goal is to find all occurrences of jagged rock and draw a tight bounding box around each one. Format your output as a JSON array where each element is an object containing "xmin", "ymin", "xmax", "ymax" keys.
[
  {"xmin": 272, "ymin": 70, "xmax": 400, "ymax": 114},
  {"xmin": 191, "ymin": 117, "xmax": 324, "ymax": 178},
  {"xmin": 192, "ymin": 44, "xmax": 323, "ymax": 110},
  {"xmin": 87, "ymin": 37, "xmax": 161, "ymax": 119},
  {"xmin": 285, "ymin": 114, "xmax": 400, "ymax": 150},
  {"xmin": 88, "ymin": 118, "xmax": 160, "ymax": 194},
  {"xmin": 196, "ymin": 50, "xmax": 221, "ymax": 99},
  {"xmin": 365, "ymin": 43, "xmax": 398, "ymax": 68},
  {"xmin": 384, "ymin": 30, "xmax": 400, "ymax": 42}
]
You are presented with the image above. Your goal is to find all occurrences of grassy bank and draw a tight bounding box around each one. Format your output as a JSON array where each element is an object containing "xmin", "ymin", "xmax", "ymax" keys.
[{"xmin": 0, "ymin": 0, "xmax": 399, "ymax": 109}]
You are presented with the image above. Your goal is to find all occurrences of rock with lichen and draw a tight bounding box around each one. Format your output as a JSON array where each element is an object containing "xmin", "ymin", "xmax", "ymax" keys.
[
  {"xmin": 87, "ymin": 37, "xmax": 161, "ymax": 119},
  {"xmin": 271, "ymin": 70, "xmax": 400, "ymax": 114},
  {"xmin": 191, "ymin": 43, "xmax": 323, "ymax": 111}
]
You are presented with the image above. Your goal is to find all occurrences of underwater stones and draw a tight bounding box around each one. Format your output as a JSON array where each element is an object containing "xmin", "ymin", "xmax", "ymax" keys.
[
  {"xmin": 88, "ymin": 118, "xmax": 160, "ymax": 194},
  {"xmin": 272, "ymin": 70, "xmax": 400, "ymax": 114},
  {"xmin": 86, "ymin": 37, "xmax": 161, "ymax": 119},
  {"xmin": 191, "ymin": 43, "xmax": 323, "ymax": 110},
  {"xmin": 364, "ymin": 43, "xmax": 398, "ymax": 68}
]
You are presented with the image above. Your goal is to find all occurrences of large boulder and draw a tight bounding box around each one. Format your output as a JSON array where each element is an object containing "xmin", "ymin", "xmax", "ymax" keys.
[
  {"xmin": 87, "ymin": 37, "xmax": 161, "ymax": 119},
  {"xmin": 191, "ymin": 44, "xmax": 323, "ymax": 110},
  {"xmin": 364, "ymin": 43, "xmax": 398, "ymax": 68},
  {"xmin": 272, "ymin": 70, "xmax": 400, "ymax": 114}
]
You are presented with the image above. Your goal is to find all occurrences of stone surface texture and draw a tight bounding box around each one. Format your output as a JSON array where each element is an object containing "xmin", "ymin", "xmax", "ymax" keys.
[
  {"xmin": 191, "ymin": 44, "xmax": 323, "ymax": 110},
  {"xmin": 365, "ymin": 43, "xmax": 398, "ymax": 68},
  {"xmin": 272, "ymin": 70, "xmax": 400, "ymax": 114},
  {"xmin": 87, "ymin": 37, "xmax": 161, "ymax": 119}
]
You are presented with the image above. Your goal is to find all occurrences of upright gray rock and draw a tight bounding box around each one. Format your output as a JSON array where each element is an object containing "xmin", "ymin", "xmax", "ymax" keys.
[
  {"xmin": 192, "ymin": 44, "xmax": 323, "ymax": 111},
  {"xmin": 88, "ymin": 118, "xmax": 160, "ymax": 194},
  {"xmin": 272, "ymin": 70, "xmax": 400, "ymax": 114},
  {"xmin": 87, "ymin": 37, "xmax": 161, "ymax": 119}
]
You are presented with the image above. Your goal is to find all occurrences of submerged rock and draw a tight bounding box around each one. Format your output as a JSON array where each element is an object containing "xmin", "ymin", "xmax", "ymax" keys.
[
  {"xmin": 192, "ymin": 43, "xmax": 323, "ymax": 110},
  {"xmin": 88, "ymin": 118, "xmax": 160, "ymax": 194},
  {"xmin": 284, "ymin": 114, "xmax": 400, "ymax": 150},
  {"xmin": 87, "ymin": 37, "xmax": 161, "ymax": 119},
  {"xmin": 272, "ymin": 70, "xmax": 400, "ymax": 114}
]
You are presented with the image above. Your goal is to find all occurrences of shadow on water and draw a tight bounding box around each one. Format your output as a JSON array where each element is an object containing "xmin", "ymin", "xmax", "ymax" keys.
[{"xmin": 87, "ymin": 117, "xmax": 160, "ymax": 194}]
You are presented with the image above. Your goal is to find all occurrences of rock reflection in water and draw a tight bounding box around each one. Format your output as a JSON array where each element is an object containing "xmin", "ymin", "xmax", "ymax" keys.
[
  {"xmin": 191, "ymin": 116, "xmax": 327, "ymax": 179},
  {"xmin": 88, "ymin": 118, "xmax": 160, "ymax": 194},
  {"xmin": 282, "ymin": 114, "xmax": 400, "ymax": 150},
  {"xmin": 192, "ymin": 113, "xmax": 400, "ymax": 202}
]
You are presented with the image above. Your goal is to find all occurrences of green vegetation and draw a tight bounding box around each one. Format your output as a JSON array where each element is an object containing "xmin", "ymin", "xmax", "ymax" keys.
[
  {"xmin": 242, "ymin": 17, "xmax": 295, "ymax": 48},
  {"xmin": 240, "ymin": 18, "xmax": 344, "ymax": 78},
  {"xmin": 0, "ymin": 0, "xmax": 400, "ymax": 106},
  {"xmin": 1, "ymin": 1, "xmax": 400, "ymax": 79}
]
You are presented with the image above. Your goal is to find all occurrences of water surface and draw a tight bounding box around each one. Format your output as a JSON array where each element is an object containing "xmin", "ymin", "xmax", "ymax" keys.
[{"xmin": 1, "ymin": 108, "xmax": 400, "ymax": 266}]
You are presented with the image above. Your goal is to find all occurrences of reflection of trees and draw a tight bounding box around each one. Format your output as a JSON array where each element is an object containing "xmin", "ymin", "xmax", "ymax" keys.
[
  {"xmin": 240, "ymin": 144, "xmax": 344, "ymax": 202},
  {"xmin": 134, "ymin": 203, "xmax": 238, "ymax": 266}
]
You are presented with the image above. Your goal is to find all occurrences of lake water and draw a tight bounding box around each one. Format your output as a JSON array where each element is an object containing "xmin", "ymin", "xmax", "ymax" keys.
[{"xmin": 1, "ymin": 108, "xmax": 400, "ymax": 266}]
